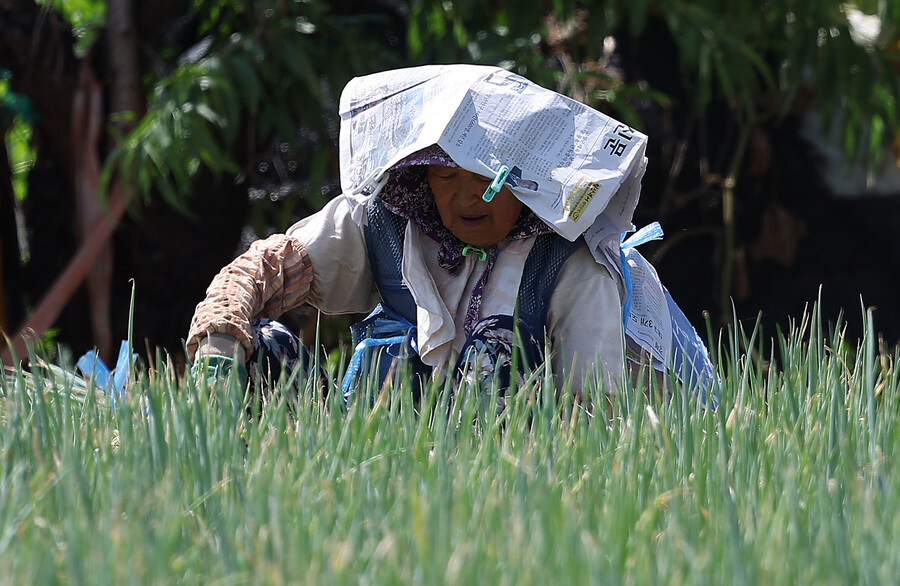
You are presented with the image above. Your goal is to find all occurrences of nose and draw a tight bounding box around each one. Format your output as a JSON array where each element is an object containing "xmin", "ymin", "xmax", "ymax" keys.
[{"xmin": 460, "ymin": 173, "xmax": 490, "ymax": 202}]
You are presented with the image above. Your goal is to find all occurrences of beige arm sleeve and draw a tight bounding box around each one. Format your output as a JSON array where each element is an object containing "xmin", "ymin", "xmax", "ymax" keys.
[{"xmin": 186, "ymin": 234, "xmax": 312, "ymax": 360}]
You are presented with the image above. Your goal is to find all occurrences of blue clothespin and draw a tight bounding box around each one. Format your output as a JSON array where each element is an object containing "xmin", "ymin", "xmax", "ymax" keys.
[{"xmin": 482, "ymin": 164, "xmax": 511, "ymax": 202}]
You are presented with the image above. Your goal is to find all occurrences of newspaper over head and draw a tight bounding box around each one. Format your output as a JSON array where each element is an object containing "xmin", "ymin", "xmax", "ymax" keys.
[{"xmin": 338, "ymin": 64, "xmax": 716, "ymax": 405}]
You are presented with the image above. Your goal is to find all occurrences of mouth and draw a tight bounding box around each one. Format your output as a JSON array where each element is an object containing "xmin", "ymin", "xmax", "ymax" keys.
[
  {"xmin": 458, "ymin": 213, "xmax": 487, "ymax": 224},
  {"xmin": 457, "ymin": 216, "xmax": 487, "ymax": 229}
]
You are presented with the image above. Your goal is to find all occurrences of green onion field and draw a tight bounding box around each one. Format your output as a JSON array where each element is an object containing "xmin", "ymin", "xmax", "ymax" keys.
[{"xmin": 1, "ymin": 304, "xmax": 898, "ymax": 584}]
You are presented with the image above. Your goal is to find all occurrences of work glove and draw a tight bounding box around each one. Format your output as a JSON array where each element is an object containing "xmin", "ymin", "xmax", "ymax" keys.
[{"xmin": 190, "ymin": 354, "xmax": 248, "ymax": 389}]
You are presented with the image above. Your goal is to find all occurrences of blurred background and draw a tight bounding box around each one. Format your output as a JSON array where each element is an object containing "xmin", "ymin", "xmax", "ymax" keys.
[{"xmin": 2, "ymin": 0, "xmax": 899, "ymax": 368}]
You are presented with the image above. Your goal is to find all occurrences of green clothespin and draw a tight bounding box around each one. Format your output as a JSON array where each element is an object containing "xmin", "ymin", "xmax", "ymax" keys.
[
  {"xmin": 482, "ymin": 164, "xmax": 511, "ymax": 202},
  {"xmin": 462, "ymin": 245, "xmax": 488, "ymax": 261}
]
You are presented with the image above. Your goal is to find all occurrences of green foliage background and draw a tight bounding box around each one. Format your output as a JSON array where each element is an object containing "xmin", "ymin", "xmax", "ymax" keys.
[
  {"xmin": 71, "ymin": 0, "xmax": 900, "ymax": 221},
  {"xmin": 2, "ymin": 0, "xmax": 899, "ymax": 354}
]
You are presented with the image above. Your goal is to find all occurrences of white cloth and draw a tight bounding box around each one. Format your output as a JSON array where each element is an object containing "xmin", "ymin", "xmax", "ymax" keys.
[{"xmin": 287, "ymin": 195, "xmax": 625, "ymax": 394}]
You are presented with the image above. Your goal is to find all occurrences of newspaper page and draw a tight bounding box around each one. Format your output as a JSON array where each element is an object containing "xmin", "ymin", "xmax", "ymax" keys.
[
  {"xmin": 338, "ymin": 64, "xmax": 648, "ymax": 241},
  {"xmin": 665, "ymin": 289, "xmax": 718, "ymax": 408},
  {"xmin": 622, "ymin": 243, "xmax": 717, "ymax": 405},
  {"xmin": 621, "ymin": 247, "xmax": 672, "ymax": 365},
  {"xmin": 339, "ymin": 64, "xmax": 476, "ymax": 193}
]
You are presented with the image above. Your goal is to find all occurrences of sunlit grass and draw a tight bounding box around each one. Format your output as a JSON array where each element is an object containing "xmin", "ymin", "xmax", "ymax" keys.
[{"xmin": 1, "ymin": 304, "xmax": 898, "ymax": 584}]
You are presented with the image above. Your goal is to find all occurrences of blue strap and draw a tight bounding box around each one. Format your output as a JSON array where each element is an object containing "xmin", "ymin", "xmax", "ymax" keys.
[
  {"xmin": 341, "ymin": 334, "xmax": 413, "ymax": 401},
  {"xmin": 621, "ymin": 221, "xmax": 664, "ymax": 249},
  {"xmin": 342, "ymin": 302, "xmax": 419, "ymax": 403},
  {"xmin": 619, "ymin": 222, "xmax": 665, "ymax": 330},
  {"xmin": 619, "ymin": 247, "xmax": 634, "ymax": 333}
]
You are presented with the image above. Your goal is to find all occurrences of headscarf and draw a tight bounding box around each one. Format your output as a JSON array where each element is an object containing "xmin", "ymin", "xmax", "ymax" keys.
[{"xmin": 377, "ymin": 145, "xmax": 554, "ymax": 332}]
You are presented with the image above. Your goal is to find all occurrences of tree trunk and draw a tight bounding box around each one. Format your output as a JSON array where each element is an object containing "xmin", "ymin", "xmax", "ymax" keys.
[
  {"xmin": 106, "ymin": 0, "xmax": 143, "ymax": 126},
  {"xmin": 68, "ymin": 0, "xmax": 145, "ymax": 363},
  {"xmin": 0, "ymin": 125, "xmax": 24, "ymax": 334}
]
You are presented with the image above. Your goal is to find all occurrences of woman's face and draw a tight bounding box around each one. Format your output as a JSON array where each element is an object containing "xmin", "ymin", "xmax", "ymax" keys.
[{"xmin": 428, "ymin": 165, "xmax": 524, "ymax": 247}]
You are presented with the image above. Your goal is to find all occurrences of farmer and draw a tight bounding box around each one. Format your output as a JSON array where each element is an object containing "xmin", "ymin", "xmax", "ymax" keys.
[{"xmin": 186, "ymin": 65, "xmax": 646, "ymax": 404}]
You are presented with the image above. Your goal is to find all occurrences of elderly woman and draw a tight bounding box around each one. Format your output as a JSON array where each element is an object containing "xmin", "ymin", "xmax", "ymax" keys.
[
  {"xmin": 187, "ymin": 147, "xmax": 624, "ymax": 402},
  {"xmin": 186, "ymin": 64, "xmax": 658, "ymax": 405}
]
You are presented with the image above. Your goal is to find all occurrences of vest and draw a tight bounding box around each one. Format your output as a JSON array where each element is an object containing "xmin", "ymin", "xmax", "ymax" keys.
[
  {"xmin": 340, "ymin": 198, "xmax": 581, "ymax": 402},
  {"xmin": 363, "ymin": 197, "xmax": 582, "ymax": 338}
]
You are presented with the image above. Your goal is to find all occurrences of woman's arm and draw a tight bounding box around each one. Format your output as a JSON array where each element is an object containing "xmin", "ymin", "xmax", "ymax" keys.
[
  {"xmin": 186, "ymin": 234, "xmax": 313, "ymax": 361},
  {"xmin": 186, "ymin": 194, "xmax": 379, "ymax": 362}
]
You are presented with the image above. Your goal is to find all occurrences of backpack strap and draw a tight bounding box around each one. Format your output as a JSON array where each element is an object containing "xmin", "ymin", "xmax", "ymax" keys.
[
  {"xmin": 365, "ymin": 198, "xmax": 418, "ymax": 324},
  {"xmin": 516, "ymin": 233, "xmax": 583, "ymax": 337}
]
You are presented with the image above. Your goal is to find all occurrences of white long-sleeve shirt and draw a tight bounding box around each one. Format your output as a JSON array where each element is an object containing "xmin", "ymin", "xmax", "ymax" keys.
[{"xmin": 288, "ymin": 195, "xmax": 625, "ymax": 393}]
